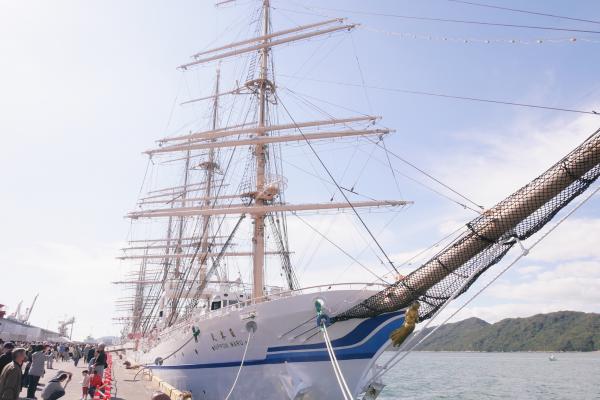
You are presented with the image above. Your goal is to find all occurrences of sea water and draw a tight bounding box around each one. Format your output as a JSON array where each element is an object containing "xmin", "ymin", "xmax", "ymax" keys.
[{"xmin": 378, "ymin": 352, "xmax": 600, "ymax": 399}]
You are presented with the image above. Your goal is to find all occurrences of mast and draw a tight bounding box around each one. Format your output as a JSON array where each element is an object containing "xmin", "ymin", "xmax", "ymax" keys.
[
  {"xmin": 175, "ymin": 145, "xmax": 191, "ymax": 279},
  {"xmin": 132, "ymin": 249, "xmax": 148, "ymax": 333},
  {"xmin": 120, "ymin": 9, "xmax": 401, "ymax": 319},
  {"xmin": 253, "ymin": 0, "xmax": 270, "ymax": 300},
  {"xmin": 199, "ymin": 67, "xmax": 221, "ymax": 283}
]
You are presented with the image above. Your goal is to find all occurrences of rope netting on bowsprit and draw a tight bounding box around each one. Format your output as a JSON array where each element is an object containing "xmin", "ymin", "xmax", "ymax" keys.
[{"xmin": 333, "ymin": 127, "xmax": 600, "ymax": 323}]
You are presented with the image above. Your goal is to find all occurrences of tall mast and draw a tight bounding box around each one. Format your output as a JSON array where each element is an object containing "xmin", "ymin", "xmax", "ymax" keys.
[
  {"xmin": 132, "ymin": 248, "xmax": 148, "ymax": 333},
  {"xmin": 252, "ymin": 0, "xmax": 270, "ymax": 299},
  {"xmin": 199, "ymin": 67, "xmax": 221, "ymax": 282},
  {"xmin": 163, "ymin": 213, "xmax": 174, "ymax": 322},
  {"xmin": 175, "ymin": 146, "xmax": 191, "ymax": 278}
]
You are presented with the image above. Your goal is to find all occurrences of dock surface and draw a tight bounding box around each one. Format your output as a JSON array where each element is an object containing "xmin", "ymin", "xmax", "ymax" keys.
[{"xmin": 28, "ymin": 357, "xmax": 155, "ymax": 400}]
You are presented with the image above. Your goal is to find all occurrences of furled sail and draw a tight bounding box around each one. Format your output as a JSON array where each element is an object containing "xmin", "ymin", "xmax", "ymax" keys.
[{"xmin": 333, "ymin": 127, "xmax": 600, "ymax": 322}]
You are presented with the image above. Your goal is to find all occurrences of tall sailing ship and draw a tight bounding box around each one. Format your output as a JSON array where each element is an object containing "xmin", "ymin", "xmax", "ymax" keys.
[{"xmin": 116, "ymin": 2, "xmax": 600, "ymax": 399}]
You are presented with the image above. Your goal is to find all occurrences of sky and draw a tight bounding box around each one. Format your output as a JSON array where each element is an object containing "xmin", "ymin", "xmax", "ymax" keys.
[{"xmin": 0, "ymin": 0, "xmax": 599, "ymax": 340}]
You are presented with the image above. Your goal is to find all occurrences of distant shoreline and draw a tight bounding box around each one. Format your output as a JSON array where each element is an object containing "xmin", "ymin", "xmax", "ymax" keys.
[{"xmin": 410, "ymin": 311, "xmax": 600, "ymax": 352}]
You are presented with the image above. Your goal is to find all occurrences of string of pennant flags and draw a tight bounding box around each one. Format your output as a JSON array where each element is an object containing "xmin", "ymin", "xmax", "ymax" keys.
[{"xmin": 362, "ymin": 26, "xmax": 600, "ymax": 45}]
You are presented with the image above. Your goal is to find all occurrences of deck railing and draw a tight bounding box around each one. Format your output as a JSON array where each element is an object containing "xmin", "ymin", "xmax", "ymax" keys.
[{"xmin": 158, "ymin": 282, "xmax": 386, "ymax": 338}]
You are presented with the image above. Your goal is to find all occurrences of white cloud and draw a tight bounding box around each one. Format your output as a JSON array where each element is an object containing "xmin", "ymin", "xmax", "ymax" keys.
[
  {"xmin": 516, "ymin": 265, "xmax": 544, "ymax": 276},
  {"xmin": 527, "ymin": 218, "xmax": 600, "ymax": 262},
  {"xmin": 434, "ymin": 113, "xmax": 600, "ymax": 208}
]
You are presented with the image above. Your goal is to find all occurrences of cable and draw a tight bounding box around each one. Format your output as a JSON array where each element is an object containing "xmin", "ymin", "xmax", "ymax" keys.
[
  {"xmin": 279, "ymin": 74, "xmax": 600, "ymax": 117},
  {"xmin": 293, "ymin": 213, "xmax": 391, "ymax": 284},
  {"xmin": 281, "ymin": 86, "xmax": 484, "ymax": 213},
  {"xmin": 366, "ymin": 138, "xmax": 485, "ymax": 210},
  {"xmin": 275, "ymin": 93, "xmax": 401, "ymax": 274},
  {"xmin": 224, "ymin": 329, "xmax": 253, "ymax": 400},
  {"xmin": 446, "ymin": 0, "xmax": 600, "ymax": 25},
  {"xmin": 322, "ymin": 323, "xmax": 353, "ymax": 399},
  {"xmin": 294, "ymin": 5, "xmax": 600, "ymax": 35}
]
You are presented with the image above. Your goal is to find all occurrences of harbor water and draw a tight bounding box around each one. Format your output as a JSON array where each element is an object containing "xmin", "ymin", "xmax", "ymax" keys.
[{"xmin": 378, "ymin": 352, "xmax": 600, "ymax": 399}]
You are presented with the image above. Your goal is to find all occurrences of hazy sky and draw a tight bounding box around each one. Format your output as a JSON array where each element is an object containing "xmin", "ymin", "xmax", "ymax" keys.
[{"xmin": 1, "ymin": 0, "xmax": 599, "ymax": 340}]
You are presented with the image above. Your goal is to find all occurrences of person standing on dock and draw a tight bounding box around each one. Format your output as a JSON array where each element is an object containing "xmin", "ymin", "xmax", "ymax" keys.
[
  {"xmin": 0, "ymin": 347, "xmax": 26, "ymax": 400},
  {"xmin": 0, "ymin": 343, "xmax": 14, "ymax": 374},
  {"xmin": 27, "ymin": 344, "xmax": 47, "ymax": 399},
  {"xmin": 72, "ymin": 346, "xmax": 82, "ymax": 367},
  {"xmin": 80, "ymin": 370, "xmax": 90, "ymax": 400},
  {"xmin": 85, "ymin": 346, "xmax": 94, "ymax": 365},
  {"xmin": 93, "ymin": 344, "xmax": 106, "ymax": 377},
  {"xmin": 86, "ymin": 370, "xmax": 104, "ymax": 400},
  {"xmin": 46, "ymin": 347, "xmax": 54, "ymax": 370}
]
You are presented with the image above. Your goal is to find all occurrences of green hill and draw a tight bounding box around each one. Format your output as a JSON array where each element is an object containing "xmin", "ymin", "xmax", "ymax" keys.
[{"xmin": 416, "ymin": 311, "xmax": 600, "ymax": 352}]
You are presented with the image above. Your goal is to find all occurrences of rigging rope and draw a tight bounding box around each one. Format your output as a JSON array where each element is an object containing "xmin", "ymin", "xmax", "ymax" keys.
[
  {"xmin": 365, "ymin": 138, "xmax": 485, "ymax": 211},
  {"xmin": 279, "ymin": 74, "xmax": 600, "ymax": 117},
  {"xmin": 280, "ymin": 86, "xmax": 485, "ymax": 214},
  {"xmin": 275, "ymin": 93, "xmax": 401, "ymax": 274},
  {"xmin": 293, "ymin": 213, "xmax": 391, "ymax": 284},
  {"xmin": 284, "ymin": 5, "xmax": 600, "ymax": 35},
  {"xmin": 446, "ymin": 0, "xmax": 600, "ymax": 25},
  {"xmin": 224, "ymin": 329, "xmax": 253, "ymax": 400}
]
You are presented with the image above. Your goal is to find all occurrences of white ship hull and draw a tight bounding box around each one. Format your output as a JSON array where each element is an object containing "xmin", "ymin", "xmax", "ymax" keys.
[{"xmin": 126, "ymin": 285, "xmax": 405, "ymax": 399}]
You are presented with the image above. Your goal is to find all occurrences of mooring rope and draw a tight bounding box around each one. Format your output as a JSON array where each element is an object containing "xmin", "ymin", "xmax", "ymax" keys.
[
  {"xmin": 224, "ymin": 329, "xmax": 253, "ymax": 400},
  {"xmin": 322, "ymin": 323, "xmax": 353, "ymax": 400}
]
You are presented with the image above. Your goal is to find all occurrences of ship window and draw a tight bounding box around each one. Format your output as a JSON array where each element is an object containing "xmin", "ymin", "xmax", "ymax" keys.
[{"xmin": 211, "ymin": 301, "xmax": 222, "ymax": 310}]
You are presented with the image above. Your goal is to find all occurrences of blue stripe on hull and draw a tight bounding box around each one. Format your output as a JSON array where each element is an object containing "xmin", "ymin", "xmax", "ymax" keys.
[
  {"xmin": 149, "ymin": 312, "xmax": 405, "ymax": 370},
  {"xmin": 267, "ymin": 311, "xmax": 404, "ymax": 353}
]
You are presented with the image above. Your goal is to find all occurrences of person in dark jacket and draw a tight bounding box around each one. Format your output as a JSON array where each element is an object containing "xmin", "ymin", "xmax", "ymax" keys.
[
  {"xmin": 0, "ymin": 343, "xmax": 15, "ymax": 374},
  {"xmin": 85, "ymin": 347, "xmax": 94, "ymax": 364},
  {"xmin": 93, "ymin": 344, "xmax": 107, "ymax": 377},
  {"xmin": 0, "ymin": 347, "xmax": 26, "ymax": 400}
]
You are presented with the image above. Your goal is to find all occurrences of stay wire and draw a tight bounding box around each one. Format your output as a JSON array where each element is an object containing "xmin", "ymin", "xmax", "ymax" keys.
[
  {"xmin": 298, "ymin": 5, "xmax": 600, "ymax": 35},
  {"xmin": 279, "ymin": 74, "xmax": 600, "ymax": 117},
  {"xmin": 446, "ymin": 0, "xmax": 600, "ymax": 25},
  {"xmin": 293, "ymin": 213, "xmax": 391, "ymax": 285},
  {"xmin": 281, "ymin": 86, "xmax": 482, "ymax": 213},
  {"xmin": 275, "ymin": 93, "xmax": 400, "ymax": 274},
  {"xmin": 365, "ymin": 137, "xmax": 485, "ymax": 210}
]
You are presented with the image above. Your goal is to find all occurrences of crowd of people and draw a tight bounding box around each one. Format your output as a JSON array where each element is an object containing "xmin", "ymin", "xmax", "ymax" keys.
[{"xmin": 0, "ymin": 339, "xmax": 108, "ymax": 400}]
